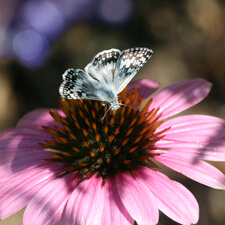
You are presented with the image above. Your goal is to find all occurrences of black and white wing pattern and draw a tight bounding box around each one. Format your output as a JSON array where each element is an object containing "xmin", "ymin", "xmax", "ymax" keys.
[
  {"xmin": 59, "ymin": 68, "xmax": 110, "ymax": 101},
  {"xmin": 84, "ymin": 48, "xmax": 121, "ymax": 85},
  {"xmin": 59, "ymin": 47, "xmax": 153, "ymax": 110},
  {"xmin": 114, "ymin": 48, "xmax": 153, "ymax": 93}
]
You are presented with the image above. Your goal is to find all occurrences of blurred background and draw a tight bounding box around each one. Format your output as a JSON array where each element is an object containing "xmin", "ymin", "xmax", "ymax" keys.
[{"xmin": 0, "ymin": 0, "xmax": 224, "ymax": 224}]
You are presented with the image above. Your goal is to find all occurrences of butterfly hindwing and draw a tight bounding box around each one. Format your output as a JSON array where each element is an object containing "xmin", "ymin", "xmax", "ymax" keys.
[
  {"xmin": 60, "ymin": 68, "xmax": 100, "ymax": 100},
  {"xmin": 59, "ymin": 68, "xmax": 118, "ymax": 102}
]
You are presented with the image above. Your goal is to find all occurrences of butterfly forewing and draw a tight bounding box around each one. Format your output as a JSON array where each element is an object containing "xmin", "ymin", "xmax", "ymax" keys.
[
  {"xmin": 115, "ymin": 48, "xmax": 153, "ymax": 94},
  {"xmin": 85, "ymin": 48, "xmax": 121, "ymax": 85}
]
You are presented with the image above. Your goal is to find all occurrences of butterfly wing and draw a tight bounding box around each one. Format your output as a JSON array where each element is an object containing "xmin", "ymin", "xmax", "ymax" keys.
[
  {"xmin": 59, "ymin": 68, "xmax": 108, "ymax": 101},
  {"xmin": 84, "ymin": 48, "xmax": 121, "ymax": 85},
  {"xmin": 59, "ymin": 68, "xmax": 118, "ymax": 103},
  {"xmin": 82, "ymin": 48, "xmax": 122, "ymax": 103},
  {"xmin": 59, "ymin": 48, "xmax": 153, "ymax": 103},
  {"xmin": 114, "ymin": 47, "xmax": 153, "ymax": 94}
]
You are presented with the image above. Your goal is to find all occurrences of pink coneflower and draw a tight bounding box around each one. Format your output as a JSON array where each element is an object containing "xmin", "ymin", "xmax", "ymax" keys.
[{"xmin": 0, "ymin": 78, "xmax": 225, "ymax": 225}]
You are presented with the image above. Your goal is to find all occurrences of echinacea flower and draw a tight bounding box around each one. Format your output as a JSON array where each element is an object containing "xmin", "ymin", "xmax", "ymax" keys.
[{"xmin": 0, "ymin": 78, "xmax": 225, "ymax": 225}]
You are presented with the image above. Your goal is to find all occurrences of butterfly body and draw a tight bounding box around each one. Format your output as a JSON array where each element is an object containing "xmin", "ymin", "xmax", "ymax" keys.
[{"xmin": 59, "ymin": 48, "xmax": 153, "ymax": 111}]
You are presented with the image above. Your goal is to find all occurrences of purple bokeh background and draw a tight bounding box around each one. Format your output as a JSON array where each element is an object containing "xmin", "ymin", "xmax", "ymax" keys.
[{"xmin": 0, "ymin": 0, "xmax": 134, "ymax": 66}]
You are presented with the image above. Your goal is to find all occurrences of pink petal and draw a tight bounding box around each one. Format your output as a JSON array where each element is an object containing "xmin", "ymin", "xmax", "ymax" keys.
[
  {"xmin": 0, "ymin": 128, "xmax": 53, "ymax": 178},
  {"xmin": 102, "ymin": 178, "xmax": 133, "ymax": 225},
  {"xmin": 156, "ymin": 115, "xmax": 225, "ymax": 161},
  {"xmin": 158, "ymin": 115, "xmax": 225, "ymax": 142},
  {"xmin": 23, "ymin": 173, "xmax": 79, "ymax": 225},
  {"xmin": 127, "ymin": 79, "xmax": 159, "ymax": 99},
  {"xmin": 156, "ymin": 140, "xmax": 225, "ymax": 162},
  {"xmin": 116, "ymin": 171, "xmax": 159, "ymax": 225},
  {"xmin": 0, "ymin": 165, "xmax": 60, "ymax": 219},
  {"xmin": 17, "ymin": 108, "xmax": 64, "ymax": 130},
  {"xmin": 151, "ymin": 79, "xmax": 212, "ymax": 119},
  {"xmin": 136, "ymin": 167, "xmax": 199, "ymax": 225},
  {"xmin": 65, "ymin": 175, "xmax": 105, "ymax": 225},
  {"xmin": 155, "ymin": 152, "xmax": 225, "ymax": 189}
]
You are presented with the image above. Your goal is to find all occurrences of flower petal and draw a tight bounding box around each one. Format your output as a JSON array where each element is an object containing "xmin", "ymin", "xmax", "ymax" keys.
[
  {"xmin": 23, "ymin": 173, "xmax": 79, "ymax": 225},
  {"xmin": 156, "ymin": 115, "xmax": 225, "ymax": 161},
  {"xmin": 0, "ymin": 165, "xmax": 60, "ymax": 219},
  {"xmin": 136, "ymin": 167, "xmax": 199, "ymax": 225},
  {"xmin": 155, "ymin": 152, "xmax": 225, "ymax": 189},
  {"xmin": 116, "ymin": 171, "xmax": 159, "ymax": 225},
  {"xmin": 0, "ymin": 128, "xmax": 53, "ymax": 178},
  {"xmin": 102, "ymin": 178, "xmax": 133, "ymax": 225},
  {"xmin": 156, "ymin": 140, "xmax": 225, "ymax": 163},
  {"xmin": 127, "ymin": 79, "xmax": 159, "ymax": 99},
  {"xmin": 17, "ymin": 108, "xmax": 64, "ymax": 130},
  {"xmin": 158, "ymin": 115, "xmax": 225, "ymax": 142},
  {"xmin": 65, "ymin": 175, "xmax": 105, "ymax": 225},
  {"xmin": 151, "ymin": 79, "xmax": 211, "ymax": 119}
]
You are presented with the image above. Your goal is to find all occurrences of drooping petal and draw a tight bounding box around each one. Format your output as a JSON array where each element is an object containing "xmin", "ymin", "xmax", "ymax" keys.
[
  {"xmin": 0, "ymin": 128, "xmax": 53, "ymax": 178},
  {"xmin": 116, "ymin": 171, "xmax": 159, "ymax": 225},
  {"xmin": 136, "ymin": 167, "xmax": 199, "ymax": 225},
  {"xmin": 155, "ymin": 152, "xmax": 225, "ymax": 189},
  {"xmin": 65, "ymin": 175, "xmax": 105, "ymax": 225},
  {"xmin": 23, "ymin": 173, "xmax": 79, "ymax": 225},
  {"xmin": 156, "ymin": 140, "xmax": 225, "ymax": 162},
  {"xmin": 102, "ymin": 178, "xmax": 133, "ymax": 225},
  {"xmin": 158, "ymin": 115, "xmax": 225, "ymax": 142},
  {"xmin": 151, "ymin": 79, "xmax": 211, "ymax": 119},
  {"xmin": 17, "ymin": 108, "xmax": 64, "ymax": 130},
  {"xmin": 0, "ymin": 165, "xmax": 60, "ymax": 220},
  {"xmin": 156, "ymin": 115, "xmax": 225, "ymax": 161},
  {"xmin": 127, "ymin": 79, "xmax": 159, "ymax": 99}
]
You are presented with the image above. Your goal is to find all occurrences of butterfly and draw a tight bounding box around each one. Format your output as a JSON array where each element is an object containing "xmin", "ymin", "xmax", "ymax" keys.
[{"xmin": 59, "ymin": 47, "xmax": 153, "ymax": 111}]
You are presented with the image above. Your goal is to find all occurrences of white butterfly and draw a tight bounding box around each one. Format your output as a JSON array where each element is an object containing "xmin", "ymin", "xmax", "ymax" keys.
[{"xmin": 59, "ymin": 47, "xmax": 153, "ymax": 111}]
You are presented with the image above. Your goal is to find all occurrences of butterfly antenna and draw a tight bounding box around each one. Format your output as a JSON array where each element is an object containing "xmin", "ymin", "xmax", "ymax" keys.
[
  {"xmin": 100, "ymin": 105, "xmax": 113, "ymax": 120},
  {"xmin": 119, "ymin": 103, "xmax": 140, "ymax": 111}
]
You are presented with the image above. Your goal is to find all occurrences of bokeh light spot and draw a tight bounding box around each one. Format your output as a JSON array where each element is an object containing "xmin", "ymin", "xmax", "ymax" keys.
[
  {"xmin": 23, "ymin": 1, "xmax": 64, "ymax": 38},
  {"xmin": 99, "ymin": 0, "xmax": 133, "ymax": 24},
  {"xmin": 13, "ymin": 30, "xmax": 44, "ymax": 61}
]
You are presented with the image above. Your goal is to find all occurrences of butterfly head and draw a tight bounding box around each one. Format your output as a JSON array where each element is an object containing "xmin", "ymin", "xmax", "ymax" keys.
[{"xmin": 109, "ymin": 99, "xmax": 121, "ymax": 111}]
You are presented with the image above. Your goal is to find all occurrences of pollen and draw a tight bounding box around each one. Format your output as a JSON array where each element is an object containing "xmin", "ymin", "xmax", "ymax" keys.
[
  {"xmin": 126, "ymin": 127, "xmax": 134, "ymax": 136},
  {"xmin": 72, "ymin": 147, "xmax": 81, "ymax": 153},
  {"xmin": 92, "ymin": 122, "xmax": 97, "ymax": 131},
  {"xmin": 109, "ymin": 135, "xmax": 114, "ymax": 143},
  {"xmin": 129, "ymin": 146, "xmax": 138, "ymax": 153},
  {"xmin": 95, "ymin": 134, "xmax": 100, "ymax": 142},
  {"xmin": 122, "ymin": 138, "xmax": 129, "ymax": 146},
  {"xmin": 40, "ymin": 87, "xmax": 169, "ymax": 182},
  {"xmin": 82, "ymin": 128, "xmax": 88, "ymax": 137},
  {"xmin": 100, "ymin": 145, "xmax": 104, "ymax": 152},
  {"xmin": 83, "ymin": 141, "xmax": 89, "ymax": 147},
  {"xmin": 115, "ymin": 127, "xmax": 120, "ymax": 136},
  {"xmin": 104, "ymin": 125, "xmax": 108, "ymax": 135}
]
